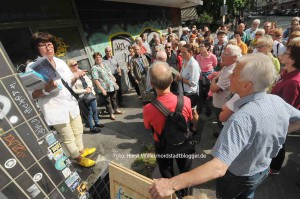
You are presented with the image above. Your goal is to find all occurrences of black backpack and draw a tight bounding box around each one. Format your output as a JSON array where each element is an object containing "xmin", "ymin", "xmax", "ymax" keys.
[{"xmin": 151, "ymin": 95, "xmax": 195, "ymax": 154}]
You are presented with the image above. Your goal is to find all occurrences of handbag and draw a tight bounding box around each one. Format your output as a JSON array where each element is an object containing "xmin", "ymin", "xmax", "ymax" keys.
[{"xmin": 81, "ymin": 92, "xmax": 96, "ymax": 105}]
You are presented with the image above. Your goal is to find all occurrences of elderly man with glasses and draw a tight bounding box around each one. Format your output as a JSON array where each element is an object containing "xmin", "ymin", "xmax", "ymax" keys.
[
  {"xmin": 210, "ymin": 45, "xmax": 242, "ymax": 137},
  {"xmin": 149, "ymin": 53, "xmax": 300, "ymax": 199}
]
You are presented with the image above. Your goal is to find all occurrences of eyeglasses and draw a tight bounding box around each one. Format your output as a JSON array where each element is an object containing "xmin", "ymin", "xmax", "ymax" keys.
[
  {"xmin": 165, "ymin": 46, "xmax": 171, "ymax": 48},
  {"xmin": 38, "ymin": 42, "xmax": 54, "ymax": 49},
  {"xmin": 255, "ymin": 33, "xmax": 262, "ymax": 36},
  {"xmin": 221, "ymin": 53, "xmax": 232, "ymax": 56},
  {"xmin": 71, "ymin": 63, "xmax": 78, "ymax": 67}
]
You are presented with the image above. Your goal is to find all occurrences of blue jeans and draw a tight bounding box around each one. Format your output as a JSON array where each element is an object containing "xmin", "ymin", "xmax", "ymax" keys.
[
  {"xmin": 88, "ymin": 99, "xmax": 99, "ymax": 129},
  {"xmin": 216, "ymin": 168, "xmax": 269, "ymax": 199}
]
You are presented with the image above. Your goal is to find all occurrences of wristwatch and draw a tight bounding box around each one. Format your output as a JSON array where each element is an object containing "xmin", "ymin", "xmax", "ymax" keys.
[{"xmin": 42, "ymin": 88, "xmax": 50, "ymax": 96}]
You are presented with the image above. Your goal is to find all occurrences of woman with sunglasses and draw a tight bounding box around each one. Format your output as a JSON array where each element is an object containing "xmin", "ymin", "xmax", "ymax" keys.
[
  {"xmin": 255, "ymin": 36, "xmax": 280, "ymax": 74},
  {"xmin": 248, "ymin": 29, "xmax": 265, "ymax": 54},
  {"xmin": 67, "ymin": 59, "xmax": 104, "ymax": 133}
]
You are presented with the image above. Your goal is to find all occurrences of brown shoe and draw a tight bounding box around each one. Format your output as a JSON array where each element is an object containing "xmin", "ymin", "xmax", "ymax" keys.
[{"xmin": 114, "ymin": 109, "xmax": 123, "ymax": 114}]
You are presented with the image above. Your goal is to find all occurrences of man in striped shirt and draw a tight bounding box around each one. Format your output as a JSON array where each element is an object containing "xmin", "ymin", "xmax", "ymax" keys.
[{"xmin": 149, "ymin": 53, "xmax": 300, "ymax": 199}]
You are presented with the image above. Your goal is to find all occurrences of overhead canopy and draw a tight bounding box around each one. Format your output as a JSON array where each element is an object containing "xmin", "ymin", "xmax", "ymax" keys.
[
  {"xmin": 105, "ymin": 0, "xmax": 203, "ymax": 9},
  {"xmin": 181, "ymin": 7, "xmax": 198, "ymax": 21}
]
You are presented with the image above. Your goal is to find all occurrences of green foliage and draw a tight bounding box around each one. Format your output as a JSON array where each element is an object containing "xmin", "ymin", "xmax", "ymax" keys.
[
  {"xmin": 196, "ymin": 0, "xmax": 251, "ymax": 19},
  {"xmin": 196, "ymin": 11, "xmax": 214, "ymax": 26},
  {"xmin": 131, "ymin": 144, "xmax": 156, "ymax": 178}
]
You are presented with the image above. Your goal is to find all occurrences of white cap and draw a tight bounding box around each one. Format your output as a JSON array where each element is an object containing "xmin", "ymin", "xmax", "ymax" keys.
[{"xmin": 182, "ymin": 27, "xmax": 190, "ymax": 31}]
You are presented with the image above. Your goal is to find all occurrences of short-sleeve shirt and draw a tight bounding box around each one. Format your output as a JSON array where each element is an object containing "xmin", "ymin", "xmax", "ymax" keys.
[
  {"xmin": 143, "ymin": 93, "xmax": 193, "ymax": 142},
  {"xmin": 272, "ymin": 40, "xmax": 286, "ymax": 58},
  {"xmin": 212, "ymin": 92, "xmax": 300, "ymax": 176},
  {"xmin": 103, "ymin": 56, "xmax": 119, "ymax": 75},
  {"xmin": 179, "ymin": 57, "xmax": 201, "ymax": 94},
  {"xmin": 213, "ymin": 63, "xmax": 236, "ymax": 108},
  {"xmin": 91, "ymin": 64, "xmax": 115, "ymax": 93}
]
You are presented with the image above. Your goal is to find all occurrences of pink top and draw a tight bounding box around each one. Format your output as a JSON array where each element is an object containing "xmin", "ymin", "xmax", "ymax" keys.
[{"xmin": 196, "ymin": 52, "xmax": 217, "ymax": 72}]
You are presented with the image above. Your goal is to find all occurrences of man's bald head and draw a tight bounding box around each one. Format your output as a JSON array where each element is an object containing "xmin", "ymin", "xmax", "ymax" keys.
[{"xmin": 150, "ymin": 61, "xmax": 173, "ymax": 90}]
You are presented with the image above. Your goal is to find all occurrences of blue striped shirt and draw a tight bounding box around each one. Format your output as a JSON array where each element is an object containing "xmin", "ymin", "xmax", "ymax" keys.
[{"xmin": 212, "ymin": 92, "xmax": 300, "ymax": 176}]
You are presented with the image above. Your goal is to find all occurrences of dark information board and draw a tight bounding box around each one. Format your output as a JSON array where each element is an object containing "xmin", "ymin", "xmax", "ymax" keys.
[{"xmin": 0, "ymin": 42, "xmax": 90, "ymax": 198}]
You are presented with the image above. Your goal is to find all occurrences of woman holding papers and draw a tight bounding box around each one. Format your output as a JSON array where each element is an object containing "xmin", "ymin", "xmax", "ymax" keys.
[{"xmin": 27, "ymin": 32, "xmax": 96, "ymax": 168}]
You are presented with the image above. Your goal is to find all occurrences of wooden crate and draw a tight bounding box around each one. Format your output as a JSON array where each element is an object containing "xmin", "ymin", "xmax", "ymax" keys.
[{"xmin": 109, "ymin": 162, "xmax": 175, "ymax": 199}]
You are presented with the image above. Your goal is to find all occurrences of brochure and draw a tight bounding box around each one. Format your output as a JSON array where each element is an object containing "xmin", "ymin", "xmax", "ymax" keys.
[
  {"xmin": 19, "ymin": 70, "xmax": 62, "ymax": 92},
  {"xmin": 28, "ymin": 57, "xmax": 57, "ymax": 80}
]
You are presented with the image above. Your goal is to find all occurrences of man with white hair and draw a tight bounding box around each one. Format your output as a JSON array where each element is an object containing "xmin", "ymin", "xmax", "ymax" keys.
[
  {"xmin": 130, "ymin": 44, "xmax": 152, "ymax": 104},
  {"xmin": 149, "ymin": 32, "xmax": 159, "ymax": 48},
  {"xmin": 149, "ymin": 53, "xmax": 300, "ymax": 199},
  {"xmin": 245, "ymin": 19, "xmax": 260, "ymax": 42},
  {"xmin": 210, "ymin": 45, "xmax": 241, "ymax": 134},
  {"xmin": 103, "ymin": 46, "xmax": 124, "ymax": 107},
  {"xmin": 135, "ymin": 36, "xmax": 148, "ymax": 54}
]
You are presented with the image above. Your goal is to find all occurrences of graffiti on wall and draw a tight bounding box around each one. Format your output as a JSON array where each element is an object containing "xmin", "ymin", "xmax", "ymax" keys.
[
  {"xmin": 54, "ymin": 36, "xmax": 70, "ymax": 57},
  {"xmin": 107, "ymin": 28, "xmax": 160, "ymax": 62},
  {"xmin": 87, "ymin": 19, "xmax": 170, "ymax": 61}
]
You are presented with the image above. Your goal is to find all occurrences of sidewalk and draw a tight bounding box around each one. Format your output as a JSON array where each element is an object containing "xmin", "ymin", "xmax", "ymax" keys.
[{"xmin": 81, "ymin": 91, "xmax": 300, "ymax": 199}]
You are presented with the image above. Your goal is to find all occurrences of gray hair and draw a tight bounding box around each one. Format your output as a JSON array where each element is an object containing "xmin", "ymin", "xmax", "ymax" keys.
[
  {"xmin": 156, "ymin": 51, "xmax": 167, "ymax": 62},
  {"xmin": 178, "ymin": 41, "xmax": 186, "ymax": 46},
  {"xmin": 135, "ymin": 37, "xmax": 142, "ymax": 43},
  {"xmin": 66, "ymin": 59, "xmax": 77, "ymax": 68},
  {"xmin": 155, "ymin": 44, "xmax": 165, "ymax": 52},
  {"xmin": 150, "ymin": 61, "xmax": 173, "ymax": 90},
  {"xmin": 253, "ymin": 19, "xmax": 260, "ymax": 25},
  {"xmin": 153, "ymin": 33, "xmax": 159, "ymax": 39},
  {"xmin": 238, "ymin": 53, "xmax": 276, "ymax": 92},
  {"xmin": 257, "ymin": 35, "xmax": 273, "ymax": 51},
  {"xmin": 225, "ymin": 44, "xmax": 242, "ymax": 56},
  {"xmin": 256, "ymin": 28, "xmax": 265, "ymax": 35},
  {"xmin": 105, "ymin": 46, "xmax": 112, "ymax": 51}
]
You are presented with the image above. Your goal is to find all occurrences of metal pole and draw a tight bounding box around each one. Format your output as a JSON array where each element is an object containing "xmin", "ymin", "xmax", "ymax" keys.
[{"xmin": 222, "ymin": 0, "xmax": 227, "ymax": 25}]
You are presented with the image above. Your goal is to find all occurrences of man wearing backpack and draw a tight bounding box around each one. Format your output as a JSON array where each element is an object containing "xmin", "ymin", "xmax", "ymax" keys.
[
  {"xmin": 143, "ymin": 61, "xmax": 193, "ymax": 198},
  {"xmin": 149, "ymin": 53, "xmax": 300, "ymax": 199}
]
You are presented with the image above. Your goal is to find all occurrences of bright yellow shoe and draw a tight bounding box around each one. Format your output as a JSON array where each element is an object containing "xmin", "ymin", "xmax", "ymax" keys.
[
  {"xmin": 77, "ymin": 157, "xmax": 96, "ymax": 167},
  {"xmin": 81, "ymin": 148, "xmax": 96, "ymax": 157}
]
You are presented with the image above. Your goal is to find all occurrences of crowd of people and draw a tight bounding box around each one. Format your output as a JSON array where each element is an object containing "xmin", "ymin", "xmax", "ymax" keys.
[
  {"xmin": 142, "ymin": 17, "xmax": 300, "ymax": 199},
  {"xmin": 22, "ymin": 15, "xmax": 300, "ymax": 198}
]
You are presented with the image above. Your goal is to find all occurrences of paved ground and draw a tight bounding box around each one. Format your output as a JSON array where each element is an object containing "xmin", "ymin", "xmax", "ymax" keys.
[{"xmin": 78, "ymin": 90, "xmax": 300, "ymax": 199}]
